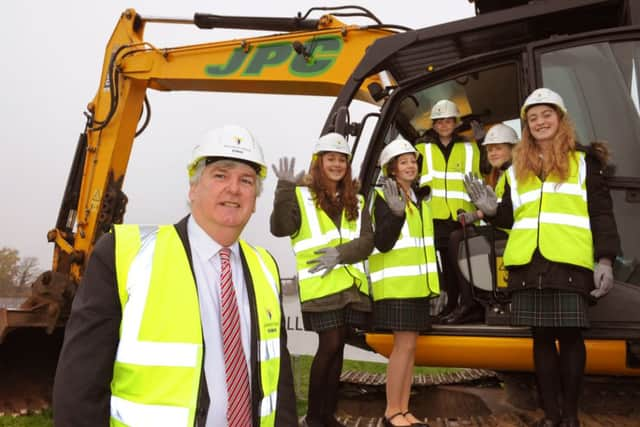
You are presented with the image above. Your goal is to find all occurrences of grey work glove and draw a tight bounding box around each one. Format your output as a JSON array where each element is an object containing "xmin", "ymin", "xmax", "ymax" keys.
[
  {"xmin": 463, "ymin": 172, "xmax": 498, "ymax": 216},
  {"xmin": 457, "ymin": 210, "xmax": 480, "ymax": 225},
  {"xmin": 591, "ymin": 260, "xmax": 614, "ymax": 298},
  {"xmin": 307, "ymin": 247, "xmax": 341, "ymax": 278},
  {"xmin": 382, "ymin": 178, "xmax": 406, "ymax": 217},
  {"xmin": 470, "ymin": 120, "xmax": 486, "ymax": 141},
  {"xmin": 271, "ymin": 157, "xmax": 304, "ymax": 184}
]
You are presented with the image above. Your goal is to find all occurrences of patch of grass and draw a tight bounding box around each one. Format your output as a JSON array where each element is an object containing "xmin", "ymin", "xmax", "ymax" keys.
[
  {"xmin": 292, "ymin": 355, "xmax": 459, "ymax": 416},
  {"xmin": 0, "ymin": 410, "xmax": 52, "ymax": 427}
]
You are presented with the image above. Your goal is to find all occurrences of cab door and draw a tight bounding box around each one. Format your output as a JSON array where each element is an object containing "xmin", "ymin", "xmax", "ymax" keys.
[{"xmin": 527, "ymin": 29, "xmax": 640, "ymax": 326}]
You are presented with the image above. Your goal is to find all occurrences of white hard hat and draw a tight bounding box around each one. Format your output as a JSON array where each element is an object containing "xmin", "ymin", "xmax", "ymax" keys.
[
  {"xmin": 379, "ymin": 137, "xmax": 420, "ymax": 176},
  {"xmin": 188, "ymin": 125, "xmax": 267, "ymax": 178},
  {"xmin": 313, "ymin": 133, "xmax": 351, "ymax": 158},
  {"xmin": 483, "ymin": 123, "xmax": 519, "ymax": 145},
  {"xmin": 430, "ymin": 99, "xmax": 460, "ymax": 121},
  {"xmin": 521, "ymin": 88, "xmax": 567, "ymax": 119}
]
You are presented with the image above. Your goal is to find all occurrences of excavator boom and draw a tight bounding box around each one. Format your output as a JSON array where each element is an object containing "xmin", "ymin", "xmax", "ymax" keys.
[
  {"xmin": 0, "ymin": 8, "xmax": 396, "ymax": 342},
  {"xmin": 0, "ymin": 8, "xmax": 397, "ymax": 414}
]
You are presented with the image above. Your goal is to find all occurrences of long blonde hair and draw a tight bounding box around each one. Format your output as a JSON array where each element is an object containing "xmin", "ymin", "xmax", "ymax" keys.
[{"xmin": 514, "ymin": 106, "xmax": 577, "ymax": 182}]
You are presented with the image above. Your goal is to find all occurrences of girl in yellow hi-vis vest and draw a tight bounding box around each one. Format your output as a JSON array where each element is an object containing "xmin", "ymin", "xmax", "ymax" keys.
[
  {"xmin": 445, "ymin": 123, "xmax": 519, "ymax": 325},
  {"xmin": 270, "ymin": 133, "xmax": 374, "ymax": 427},
  {"xmin": 415, "ymin": 99, "xmax": 482, "ymax": 321},
  {"xmin": 370, "ymin": 138, "xmax": 439, "ymax": 427},
  {"xmin": 465, "ymin": 88, "xmax": 620, "ymax": 427}
]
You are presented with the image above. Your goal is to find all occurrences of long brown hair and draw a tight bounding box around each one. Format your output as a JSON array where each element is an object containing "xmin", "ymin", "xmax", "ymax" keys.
[
  {"xmin": 304, "ymin": 153, "xmax": 359, "ymax": 221},
  {"xmin": 514, "ymin": 106, "xmax": 577, "ymax": 182},
  {"xmin": 485, "ymin": 168, "xmax": 501, "ymax": 189}
]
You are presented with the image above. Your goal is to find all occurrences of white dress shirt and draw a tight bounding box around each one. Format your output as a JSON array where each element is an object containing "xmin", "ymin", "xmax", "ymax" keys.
[{"xmin": 187, "ymin": 216, "xmax": 252, "ymax": 427}]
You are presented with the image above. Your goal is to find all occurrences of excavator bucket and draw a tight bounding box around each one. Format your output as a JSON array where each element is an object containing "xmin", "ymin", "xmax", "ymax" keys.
[
  {"xmin": 0, "ymin": 271, "xmax": 75, "ymax": 415},
  {"xmin": 0, "ymin": 327, "xmax": 64, "ymax": 415}
]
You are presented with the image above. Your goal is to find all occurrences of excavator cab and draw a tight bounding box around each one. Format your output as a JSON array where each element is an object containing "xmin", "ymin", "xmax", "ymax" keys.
[{"xmin": 325, "ymin": 0, "xmax": 640, "ymax": 375}]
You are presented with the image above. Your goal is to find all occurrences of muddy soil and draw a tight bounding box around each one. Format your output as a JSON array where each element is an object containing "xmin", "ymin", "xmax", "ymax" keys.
[{"xmin": 336, "ymin": 380, "xmax": 640, "ymax": 427}]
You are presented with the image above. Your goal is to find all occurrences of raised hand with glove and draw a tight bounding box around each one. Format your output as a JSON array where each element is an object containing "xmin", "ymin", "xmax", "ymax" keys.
[
  {"xmin": 591, "ymin": 258, "xmax": 614, "ymax": 298},
  {"xmin": 382, "ymin": 178, "xmax": 406, "ymax": 217},
  {"xmin": 463, "ymin": 172, "xmax": 497, "ymax": 216},
  {"xmin": 470, "ymin": 120, "xmax": 486, "ymax": 141},
  {"xmin": 307, "ymin": 247, "xmax": 341, "ymax": 278},
  {"xmin": 271, "ymin": 156, "xmax": 304, "ymax": 184}
]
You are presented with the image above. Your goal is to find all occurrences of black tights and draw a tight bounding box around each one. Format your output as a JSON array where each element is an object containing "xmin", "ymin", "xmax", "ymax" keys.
[
  {"xmin": 307, "ymin": 326, "xmax": 347, "ymax": 425},
  {"xmin": 532, "ymin": 327, "xmax": 586, "ymax": 421}
]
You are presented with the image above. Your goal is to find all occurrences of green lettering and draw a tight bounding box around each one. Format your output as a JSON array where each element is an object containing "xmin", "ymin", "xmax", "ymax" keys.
[
  {"xmin": 243, "ymin": 43, "xmax": 293, "ymax": 75},
  {"xmin": 290, "ymin": 37, "xmax": 342, "ymax": 77},
  {"xmin": 205, "ymin": 47, "xmax": 248, "ymax": 76}
]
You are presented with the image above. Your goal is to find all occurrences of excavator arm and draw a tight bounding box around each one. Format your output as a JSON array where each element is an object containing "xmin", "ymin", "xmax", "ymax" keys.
[
  {"xmin": 0, "ymin": 7, "xmax": 399, "ymax": 414},
  {"xmin": 1, "ymin": 8, "xmax": 397, "ymax": 340}
]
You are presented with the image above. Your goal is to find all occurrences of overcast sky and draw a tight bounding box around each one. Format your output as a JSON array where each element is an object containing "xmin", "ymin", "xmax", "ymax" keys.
[{"xmin": 1, "ymin": 1, "xmax": 474, "ymax": 278}]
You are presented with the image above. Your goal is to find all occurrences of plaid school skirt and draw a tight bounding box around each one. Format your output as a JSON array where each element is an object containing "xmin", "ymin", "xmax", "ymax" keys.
[
  {"xmin": 511, "ymin": 288, "xmax": 590, "ymax": 328},
  {"xmin": 373, "ymin": 297, "xmax": 431, "ymax": 332},
  {"xmin": 302, "ymin": 304, "xmax": 371, "ymax": 332}
]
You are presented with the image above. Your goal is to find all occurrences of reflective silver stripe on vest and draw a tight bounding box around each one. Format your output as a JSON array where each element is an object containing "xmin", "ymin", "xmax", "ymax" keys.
[
  {"xmin": 111, "ymin": 395, "xmax": 189, "ymax": 426},
  {"xmin": 260, "ymin": 391, "xmax": 278, "ymax": 417},
  {"xmin": 420, "ymin": 146, "xmax": 435, "ymax": 186},
  {"xmin": 293, "ymin": 187, "xmax": 360, "ymax": 252},
  {"xmin": 431, "ymin": 170, "xmax": 466, "ymax": 180},
  {"xmin": 512, "ymin": 212, "xmax": 590, "ymax": 231},
  {"xmin": 519, "ymin": 189, "xmax": 541, "ymax": 206},
  {"xmin": 370, "ymin": 220, "xmax": 433, "ymax": 255},
  {"xmin": 252, "ymin": 246, "xmax": 280, "ymax": 304},
  {"xmin": 420, "ymin": 143, "xmax": 474, "ymax": 187},
  {"xmin": 542, "ymin": 182, "xmax": 587, "ymax": 200},
  {"xmin": 540, "ymin": 212, "xmax": 591, "ymax": 229},
  {"xmin": 463, "ymin": 143, "xmax": 473, "ymax": 173},
  {"xmin": 512, "ymin": 217, "xmax": 538, "ymax": 230},
  {"xmin": 369, "ymin": 264, "xmax": 438, "ymax": 283},
  {"xmin": 509, "ymin": 156, "xmax": 588, "ymax": 222},
  {"xmin": 430, "ymin": 189, "xmax": 471, "ymax": 202},
  {"xmin": 507, "ymin": 167, "xmax": 522, "ymax": 210},
  {"xmin": 116, "ymin": 226, "xmax": 200, "ymax": 367},
  {"xmin": 260, "ymin": 338, "xmax": 281, "ymax": 361},
  {"xmin": 294, "ymin": 229, "xmax": 342, "ymax": 252}
]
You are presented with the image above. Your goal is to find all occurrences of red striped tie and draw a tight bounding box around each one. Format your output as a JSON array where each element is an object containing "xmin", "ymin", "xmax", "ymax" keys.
[{"xmin": 219, "ymin": 247, "xmax": 252, "ymax": 426}]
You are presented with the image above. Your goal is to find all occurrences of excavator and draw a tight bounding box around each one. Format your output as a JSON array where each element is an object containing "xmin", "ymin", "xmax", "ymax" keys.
[{"xmin": 1, "ymin": 0, "xmax": 639, "ymax": 420}]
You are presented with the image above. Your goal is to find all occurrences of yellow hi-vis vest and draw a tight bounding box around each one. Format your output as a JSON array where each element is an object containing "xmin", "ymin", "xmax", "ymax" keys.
[
  {"xmin": 291, "ymin": 187, "xmax": 368, "ymax": 303},
  {"xmin": 368, "ymin": 188, "xmax": 440, "ymax": 301},
  {"xmin": 502, "ymin": 152, "xmax": 594, "ymax": 270},
  {"xmin": 416, "ymin": 141, "xmax": 480, "ymax": 220},
  {"xmin": 110, "ymin": 224, "xmax": 282, "ymax": 427}
]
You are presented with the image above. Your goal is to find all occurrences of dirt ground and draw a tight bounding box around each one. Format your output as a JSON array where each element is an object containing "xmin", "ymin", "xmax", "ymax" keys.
[{"xmin": 336, "ymin": 379, "xmax": 640, "ymax": 427}]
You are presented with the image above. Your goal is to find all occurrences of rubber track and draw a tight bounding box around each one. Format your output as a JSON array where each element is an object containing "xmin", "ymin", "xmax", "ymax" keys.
[
  {"xmin": 334, "ymin": 413, "xmax": 640, "ymax": 427},
  {"xmin": 340, "ymin": 368, "xmax": 498, "ymax": 387}
]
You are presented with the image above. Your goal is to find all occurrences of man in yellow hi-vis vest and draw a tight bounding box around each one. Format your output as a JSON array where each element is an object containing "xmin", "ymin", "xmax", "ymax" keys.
[{"xmin": 53, "ymin": 125, "xmax": 297, "ymax": 427}]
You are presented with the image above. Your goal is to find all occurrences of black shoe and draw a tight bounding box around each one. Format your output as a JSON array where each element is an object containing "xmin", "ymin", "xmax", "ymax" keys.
[
  {"xmin": 559, "ymin": 417, "xmax": 581, "ymax": 427},
  {"xmin": 436, "ymin": 305, "xmax": 457, "ymax": 322},
  {"xmin": 533, "ymin": 418, "xmax": 561, "ymax": 427},
  {"xmin": 443, "ymin": 305, "xmax": 484, "ymax": 324},
  {"xmin": 383, "ymin": 412, "xmax": 408, "ymax": 427}
]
